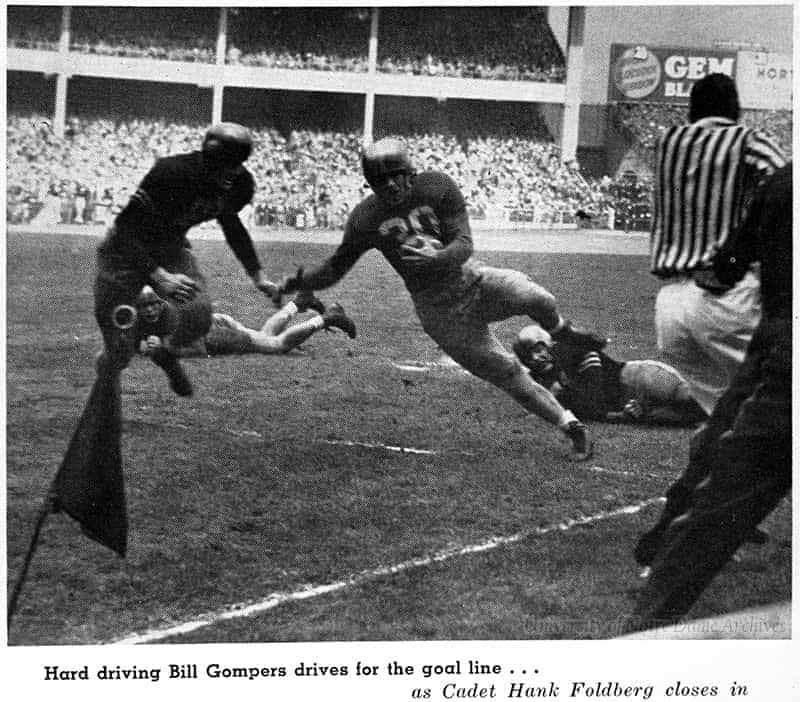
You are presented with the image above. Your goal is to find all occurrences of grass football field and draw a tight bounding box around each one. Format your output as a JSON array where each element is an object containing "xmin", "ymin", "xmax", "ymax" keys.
[{"xmin": 5, "ymin": 228, "xmax": 791, "ymax": 644}]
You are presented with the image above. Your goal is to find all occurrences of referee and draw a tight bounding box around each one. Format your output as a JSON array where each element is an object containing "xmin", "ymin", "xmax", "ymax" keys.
[
  {"xmin": 649, "ymin": 73, "xmax": 785, "ymax": 416},
  {"xmin": 628, "ymin": 162, "xmax": 792, "ymax": 630}
]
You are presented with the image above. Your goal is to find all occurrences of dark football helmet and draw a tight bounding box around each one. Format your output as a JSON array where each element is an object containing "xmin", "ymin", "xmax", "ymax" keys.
[{"xmin": 202, "ymin": 122, "xmax": 253, "ymax": 167}]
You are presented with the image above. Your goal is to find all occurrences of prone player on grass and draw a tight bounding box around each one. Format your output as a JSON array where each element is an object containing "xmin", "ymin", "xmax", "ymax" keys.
[
  {"xmin": 134, "ymin": 286, "xmax": 356, "ymax": 358},
  {"xmin": 514, "ymin": 325, "xmax": 707, "ymax": 425},
  {"xmin": 274, "ymin": 137, "xmax": 607, "ymax": 461}
]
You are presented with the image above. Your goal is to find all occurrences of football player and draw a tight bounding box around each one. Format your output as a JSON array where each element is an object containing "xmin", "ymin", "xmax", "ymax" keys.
[
  {"xmin": 514, "ymin": 325, "xmax": 707, "ymax": 425},
  {"xmin": 134, "ymin": 286, "xmax": 356, "ymax": 357},
  {"xmin": 275, "ymin": 137, "xmax": 607, "ymax": 461},
  {"xmin": 94, "ymin": 122, "xmax": 277, "ymax": 396}
]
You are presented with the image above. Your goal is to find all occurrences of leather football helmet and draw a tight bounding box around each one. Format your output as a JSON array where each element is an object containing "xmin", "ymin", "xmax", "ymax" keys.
[
  {"xmin": 361, "ymin": 137, "xmax": 416, "ymax": 188},
  {"xmin": 202, "ymin": 122, "xmax": 253, "ymax": 167}
]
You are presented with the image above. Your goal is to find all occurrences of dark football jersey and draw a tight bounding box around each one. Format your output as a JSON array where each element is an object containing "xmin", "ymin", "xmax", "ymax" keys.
[
  {"xmin": 99, "ymin": 151, "xmax": 260, "ymax": 275},
  {"xmin": 553, "ymin": 347, "xmax": 626, "ymax": 419},
  {"xmin": 334, "ymin": 171, "xmax": 478, "ymax": 294}
]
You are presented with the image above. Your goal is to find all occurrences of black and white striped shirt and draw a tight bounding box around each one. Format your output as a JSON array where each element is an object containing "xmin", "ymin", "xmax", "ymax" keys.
[{"xmin": 650, "ymin": 117, "xmax": 785, "ymax": 277}]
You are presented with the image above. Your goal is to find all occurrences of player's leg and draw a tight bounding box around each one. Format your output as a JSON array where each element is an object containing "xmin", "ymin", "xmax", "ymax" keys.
[
  {"xmin": 633, "ymin": 321, "xmax": 770, "ymax": 566},
  {"xmin": 629, "ymin": 324, "xmax": 789, "ymax": 624},
  {"xmin": 93, "ymin": 259, "xmax": 146, "ymax": 379},
  {"xmin": 690, "ymin": 271, "xmax": 760, "ymax": 407},
  {"xmin": 203, "ymin": 314, "xmax": 262, "ymax": 355},
  {"xmin": 259, "ymin": 301, "xmax": 300, "ymax": 337},
  {"xmin": 268, "ymin": 303, "xmax": 356, "ymax": 351},
  {"xmin": 627, "ymin": 384, "xmax": 790, "ymax": 630},
  {"xmin": 621, "ymin": 360, "xmax": 707, "ymax": 423},
  {"xmin": 147, "ymin": 249, "xmax": 212, "ymax": 396},
  {"xmin": 415, "ymin": 299, "xmax": 592, "ymax": 460},
  {"xmin": 165, "ymin": 248, "xmax": 213, "ymax": 347},
  {"xmin": 471, "ymin": 265, "xmax": 606, "ymax": 351}
]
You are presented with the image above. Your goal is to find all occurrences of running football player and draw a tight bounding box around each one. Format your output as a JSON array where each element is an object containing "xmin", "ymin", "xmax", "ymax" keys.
[
  {"xmin": 94, "ymin": 122, "xmax": 277, "ymax": 396},
  {"xmin": 513, "ymin": 325, "xmax": 707, "ymax": 425},
  {"xmin": 275, "ymin": 137, "xmax": 606, "ymax": 460},
  {"xmin": 134, "ymin": 286, "xmax": 356, "ymax": 357}
]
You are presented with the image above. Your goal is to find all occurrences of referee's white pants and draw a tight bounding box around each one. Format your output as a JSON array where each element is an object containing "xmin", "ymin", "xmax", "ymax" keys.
[{"xmin": 654, "ymin": 272, "xmax": 761, "ymax": 415}]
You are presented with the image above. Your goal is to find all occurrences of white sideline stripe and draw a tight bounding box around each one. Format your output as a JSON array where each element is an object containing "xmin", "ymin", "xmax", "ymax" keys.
[{"xmin": 106, "ymin": 496, "xmax": 665, "ymax": 646}]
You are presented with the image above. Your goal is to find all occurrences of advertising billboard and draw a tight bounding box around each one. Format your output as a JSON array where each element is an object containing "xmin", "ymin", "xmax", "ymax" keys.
[
  {"xmin": 608, "ymin": 44, "xmax": 791, "ymax": 109},
  {"xmin": 608, "ymin": 44, "xmax": 736, "ymax": 103}
]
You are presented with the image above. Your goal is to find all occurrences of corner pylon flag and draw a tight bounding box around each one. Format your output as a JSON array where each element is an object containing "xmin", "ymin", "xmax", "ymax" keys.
[
  {"xmin": 52, "ymin": 373, "xmax": 128, "ymax": 557},
  {"xmin": 9, "ymin": 373, "xmax": 128, "ymax": 625}
]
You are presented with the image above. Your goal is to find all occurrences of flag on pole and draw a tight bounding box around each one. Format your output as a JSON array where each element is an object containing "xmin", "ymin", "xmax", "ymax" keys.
[{"xmin": 51, "ymin": 372, "xmax": 128, "ymax": 557}]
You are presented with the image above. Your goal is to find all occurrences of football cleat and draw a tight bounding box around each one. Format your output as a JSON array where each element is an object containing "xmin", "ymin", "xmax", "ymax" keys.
[
  {"xmin": 322, "ymin": 304, "xmax": 357, "ymax": 339},
  {"xmin": 150, "ymin": 349, "xmax": 193, "ymax": 397},
  {"xmin": 563, "ymin": 420, "xmax": 593, "ymax": 461},
  {"xmin": 293, "ymin": 290, "xmax": 326, "ymax": 315},
  {"xmin": 551, "ymin": 320, "xmax": 608, "ymax": 354}
]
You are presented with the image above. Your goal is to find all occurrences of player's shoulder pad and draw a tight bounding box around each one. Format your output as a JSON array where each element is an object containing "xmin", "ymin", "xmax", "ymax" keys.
[
  {"xmin": 413, "ymin": 170, "xmax": 467, "ymax": 214},
  {"xmin": 146, "ymin": 152, "xmax": 201, "ymax": 185},
  {"xmin": 414, "ymin": 169, "xmax": 459, "ymax": 192}
]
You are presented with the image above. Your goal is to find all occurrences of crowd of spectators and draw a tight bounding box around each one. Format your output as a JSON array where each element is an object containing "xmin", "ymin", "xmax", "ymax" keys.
[
  {"xmin": 611, "ymin": 102, "xmax": 793, "ymax": 161},
  {"xmin": 376, "ymin": 7, "xmax": 565, "ymax": 82},
  {"xmin": 8, "ymin": 106, "xmax": 792, "ymax": 231},
  {"xmin": 608, "ymin": 102, "xmax": 793, "ymax": 229},
  {"xmin": 7, "ymin": 113, "xmax": 615, "ymax": 230},
  {"xmin": 9, "ymin": 6, "xmax": 566, "ymax": 82}
]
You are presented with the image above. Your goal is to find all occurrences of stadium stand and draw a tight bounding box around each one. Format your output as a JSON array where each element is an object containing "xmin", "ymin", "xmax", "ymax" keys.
[
  {"xmin": 6, "ymin": 8, "xmax": 792, "ymax": 230},
  {"xmin": 9, "ymin": 6, "xmax": 565, "ymax": 81},
  {"xmin": 376, "ymin": 7, "xmax": 565, "ymax": 81},
  {"xmin": 6, "ymin": 113, "xmax": 617, "ymax": 228}
]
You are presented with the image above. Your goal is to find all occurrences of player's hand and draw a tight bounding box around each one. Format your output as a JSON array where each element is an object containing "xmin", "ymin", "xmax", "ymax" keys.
[
  {"xmin": 400, "ymin": 239, "xmax": 441, "ymax": 270},
  {"xmin": 152, "ymin": 269, "xmax": 199, "ymax": 302},
  {"xmin": 622, "ymin": 398, "xmax": 644, "ymax": 421},
  {"xmin": 139, "ymin": 335, "xmax": 163, "ymax": 356}
]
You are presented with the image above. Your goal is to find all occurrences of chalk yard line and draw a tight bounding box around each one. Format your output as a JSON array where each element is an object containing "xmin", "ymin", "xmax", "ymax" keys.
[
  {"xmin": 322, "ymin": 438, "xmax": 475, "ymax": 457},
  {"xmin": 579, "ymin": 465, "xmax": 669, "ymax": 481},
  {"xmin": 390, "ymin": 359, "xmax": 471, "ymax": 374},
  {"xmin": 106, "ymin": 496, "xmax": 665, "ymax": 646},
  {"xmin": 124, "ymin": 420, "xmax": 473, "ymax": 457}
]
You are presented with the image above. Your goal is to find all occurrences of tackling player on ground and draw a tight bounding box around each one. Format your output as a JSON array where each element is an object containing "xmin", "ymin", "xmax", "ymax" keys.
[
  {"xmin": 94, "ymin": 122, "xmax": 277, "ymax": 395},
  {"xmin": 275, "ymin": 137, "xmax": 606, "ymax": 460},
  {"xmin": 134, "ymin": 286, "xmax": 356, "ymax": 357},
  {"xmin": 514, "ymin": 325, "xmax": 707, "ymax": 425}
]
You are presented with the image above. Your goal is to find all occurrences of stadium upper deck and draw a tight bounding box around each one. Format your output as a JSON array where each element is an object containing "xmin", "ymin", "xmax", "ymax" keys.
[{"xmin": 7, "ymin": 6, "xmax": 566, "ymax": 82}]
